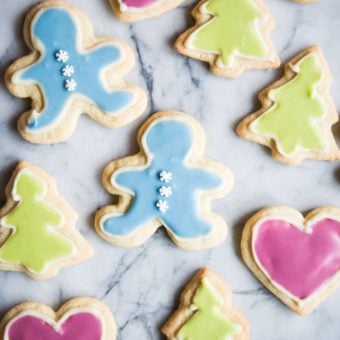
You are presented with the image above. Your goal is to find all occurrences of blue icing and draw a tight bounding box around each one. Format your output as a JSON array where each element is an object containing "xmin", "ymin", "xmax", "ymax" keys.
[
  {"xmin": 21, "ymin": 8, "xmax": 134, "ymax": 131},
  {"xmin": 102, "ymin": 118, "xmax": 223, "ymax": 239}
]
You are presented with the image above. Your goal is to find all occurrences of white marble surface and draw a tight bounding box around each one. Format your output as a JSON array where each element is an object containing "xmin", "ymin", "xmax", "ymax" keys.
[{"xmin": 1, "ymin": 0, "xmax": 340, "ymax": 339}]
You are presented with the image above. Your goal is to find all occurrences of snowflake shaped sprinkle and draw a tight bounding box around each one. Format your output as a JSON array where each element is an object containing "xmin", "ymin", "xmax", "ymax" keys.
[
  {"xmin": 55, "ymin": 50, "xmax": 69, "ymax": 63},
  {"xmin": 65, "ymin": 78, "xmax": 77, "ymax": 92},
  {"xmin": 62, "ymin": 65, "xmax": 75, "ymax": 77},
  {"xmin": 156, "ymin": 200, "xmax": 169, "ymax": 213},
  {"xmin": 160, "ymin": 170, "xmax": 172, "ymax": 183},
  {"xmin": 159, "ymin": 186, "xmax": 173, "ymax": 198}
]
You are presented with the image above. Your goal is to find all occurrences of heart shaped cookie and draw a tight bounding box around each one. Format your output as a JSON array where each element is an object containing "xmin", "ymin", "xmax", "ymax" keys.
[
  {"xmin": 110, "ymin": 0, "xmax": 185, "ymax": 22},
  {"xmin": 241, "ymin": 206, "xmax": 340, "ymax": 315},
  {"xmin": 0, "ymin": 297, "xmax": 116, "ymax": 340}
]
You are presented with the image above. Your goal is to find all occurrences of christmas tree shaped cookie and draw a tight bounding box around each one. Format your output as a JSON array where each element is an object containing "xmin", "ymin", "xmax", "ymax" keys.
[
  {"xmin": 95, "ymin": 111, "xmax": 234, "ymax": 250},
  {"xmin": 175, "ymin": 0, "xmax": 279, "ymax": 77},
  {"xmin": 5, "ymin": 1, "xmax": 147, "ymax": 144},
  {"xmin": 0, "ymin": 297, "xmax": 116, "ymax": 339},
  {"xmin": 162, "ymin": 268, "xmax": 249, "ymax": 339},
  {"xmin": 110, "ymin": 0, "xmax": 185, "ymax": 22},
  {"xmin": 237, "ymin": 46, "xmax": 340, "ymax": 165},
  {"xmin": 0, "ymin": 161, "xmax": 93, "ymax": 280}
]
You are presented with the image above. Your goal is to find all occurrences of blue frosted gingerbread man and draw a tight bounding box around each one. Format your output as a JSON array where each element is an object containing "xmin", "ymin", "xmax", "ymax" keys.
[
  {"xmin": 98, "ymin": 113, "xmax": 233, "ymax": 249},
  {"xmin": 8, "ymin": 3, "xmax": 145, "ymax": 142}
]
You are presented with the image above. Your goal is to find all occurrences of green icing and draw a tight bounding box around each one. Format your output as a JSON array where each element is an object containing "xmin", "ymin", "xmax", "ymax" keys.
[
  {"xmin": 190, "ymin": 0, "xmax": 268, "ymax": 67},
  {"xmin": 252, "ymin": 54, "xmax": 326, "ymax": 155},
  {"xmin": 177, "ymin": 279, "xmax": 241, "ymax": 340},
  {"xmin": 0, "ymin": 171, "xmax": 73, "ymax": 273}
]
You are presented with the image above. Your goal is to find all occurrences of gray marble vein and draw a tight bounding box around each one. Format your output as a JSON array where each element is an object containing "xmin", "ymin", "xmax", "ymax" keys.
[{"xmin": 1, "ymin": 0, "xmax": 340, "ymax": 339}]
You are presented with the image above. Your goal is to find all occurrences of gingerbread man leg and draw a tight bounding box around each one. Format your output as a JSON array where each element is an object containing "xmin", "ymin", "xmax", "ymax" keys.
[
  {"xmin": 81, "ymin": 85, "xmax": 134, "ymax": 114},
  {"xmin": 102, "ymin": 204, "xmax": 154, "ymax": 236},
  {"xmin": 27, "ymin": 93, "xmax": 68, "ymax": 130},
  {"xmin": 162, "ymin": 209, "xmax": 212, "ymax": 239}
]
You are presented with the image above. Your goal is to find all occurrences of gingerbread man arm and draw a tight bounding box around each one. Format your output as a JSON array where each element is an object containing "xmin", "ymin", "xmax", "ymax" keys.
[
  {"xmin": 188, "ymin": 167, "xmax": 222, "ymax": 190},
  {"xmin": 87, "ymin": 44, "xmax": 121, "ymax": 65},
  {"xmin": 113, "ymin": 168, "xmax": 146, "ymax": 192}
]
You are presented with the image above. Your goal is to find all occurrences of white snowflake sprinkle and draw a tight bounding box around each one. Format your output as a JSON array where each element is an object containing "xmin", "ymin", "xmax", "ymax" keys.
[
  {"xmin": 65, "ymin": 78, "xmax": 77, "ymax": 92},
  {"xmin": 160, "ymin": 170, "xmax": 172, "ymax": 183},
  {"xmin": 55, "ymin": 50, "xmax": 69, "ymax": 63},
  {"xmin": 159, "ymin": 186, "xmax": 173, "ymax": 198},
  {"xmin": 62, "ymin": 65, "xmax": 75, "ymax": 77},
  {"xmin": 156, "ymin": 200, "xmax": 169, "ymax": 213}
]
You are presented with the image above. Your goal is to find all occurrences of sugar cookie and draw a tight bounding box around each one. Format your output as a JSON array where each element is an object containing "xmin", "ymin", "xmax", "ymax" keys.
[
  {"xmin": 242, "ymin": 206, "xmax": 340, "ymax": 315},
  {"xmin": 0, "ymin": 161, "xmax": 92, "ymax": 280},
  {"xmin": 5, "ymin": 1, "xmax": 147, "ymax": 144},
  {"xmin": 175, "ymin": 0, "xmax": 279, "ymax": 77},
  {"xmin": 237, "ymin": 46, "xmax": 340, "ymax": 164},
  {"xmin": 162, "ymin": 268, "xmax": 249, "ymax": 339},
  {"xmin": 109, "ymin": 0, "xmax": 185, "ymax": 22},
  {"xmin": 0, "ymin": 297, "xmax": 116, "ymax": 339},
  {"xmin": 95, "ymin": 111, "xmax": 234, "ymax": 250}
]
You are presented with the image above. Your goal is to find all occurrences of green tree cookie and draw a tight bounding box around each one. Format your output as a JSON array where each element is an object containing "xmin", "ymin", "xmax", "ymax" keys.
[
  {"xmin": 178, "ymin": 279, "xmax": 241, "ymax": 340},
  {"xmin": 191, "ymin": 0, "xmax": 268, "ymax": 67},
  {"xmin": 252, "ymin": 54, "xmax": 325, "ymax": 155},
  {"xmin": 0, "ymin": 171, "xmax": 73, "ymax": 273}
]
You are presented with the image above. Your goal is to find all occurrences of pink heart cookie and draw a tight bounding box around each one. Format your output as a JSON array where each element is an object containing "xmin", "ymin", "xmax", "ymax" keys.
[
  {"xmin": 6, "ymin": 313, "xmax": 102, "ymax": 340},
  {"xmin": 0, "ymin": 298, "xmax": 116, "ymax": 340},
  {"xmin": 121, "ymin": 0, "xmax": 156, "ymax": 8},
  {"xmin": 110, "ymin": 0, "xmax": 185, "ymax": 22},
  {"xmin": 242, "ymin": 206, "xmax": 340, "ymax": 315}
]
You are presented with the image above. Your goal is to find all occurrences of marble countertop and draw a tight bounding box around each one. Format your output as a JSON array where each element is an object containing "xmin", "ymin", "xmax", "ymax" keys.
[{"xmin": 1, "ymin": 0, "xmax": 340, "ymax": 339}]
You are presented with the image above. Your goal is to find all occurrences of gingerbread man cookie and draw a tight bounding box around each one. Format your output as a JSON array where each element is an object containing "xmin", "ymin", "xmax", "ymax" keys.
[
  {"xmin": 95, "ymin": 111, "xmax": 234, "ymax": 250},
  {"xmin": 5, "ymin": 1, "xmax": 147, "ymax": 144}
]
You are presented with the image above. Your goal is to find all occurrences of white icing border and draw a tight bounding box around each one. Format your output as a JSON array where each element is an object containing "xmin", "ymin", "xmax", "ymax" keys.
[
  {"xmin": 0, "ymin": 168, "xmax": 76, "ymax": 275},
  {"xmin": 13, "ymin": 6, "xmax": 131, "ymax": 134},
  {"xmin": 249, "ymin": 52, "xmax": 329, "ymax": 157},
  {"xmin": 185, "ymin": 0, "xmax": 275, "ymax": 69},
  {"xmin": 252, "ymin": 212, "xmax": 340, "ymax": 307},
  {"xmin": 100, "ymin": 115, "xmax": 225, "ymax": 242},
  {"xmin": 4, "ymin": 307, "xmax": 106, "ymax": 340}
]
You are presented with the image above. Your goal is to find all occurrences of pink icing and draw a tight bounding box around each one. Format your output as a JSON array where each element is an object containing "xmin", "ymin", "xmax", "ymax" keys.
[
  {"xmin": 121, "ymin": 0, "xmax": 157, "ymax": 8},
  {"xmin": 7, "ymin": 312, "xmax": 103, "ymax": 340},
  {"xmin": 254, "ymin": 218, "xmax": 340, "ymax": 299}
]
